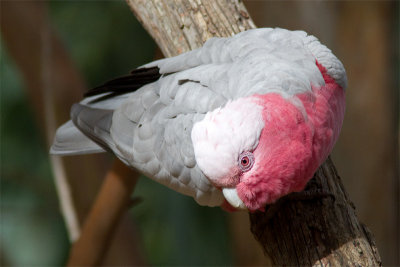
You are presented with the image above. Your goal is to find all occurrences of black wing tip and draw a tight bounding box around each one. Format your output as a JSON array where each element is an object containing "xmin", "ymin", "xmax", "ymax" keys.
[
  {"xmin": 83, "ymin": 66, "xmax": 161, "ymax": 99},
  {"xmin": 130, "ymin": 66, "xmax": 160, "ymax": 75},
  {"xmin": 83, "ymin": 86, "xmax": 106, "ymax": 97}
]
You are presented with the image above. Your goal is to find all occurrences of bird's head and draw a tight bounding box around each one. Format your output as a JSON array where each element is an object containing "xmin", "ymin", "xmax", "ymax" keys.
[{"xmin": 191, "ymin": 93, "xmax": 316, "ymax": 211}]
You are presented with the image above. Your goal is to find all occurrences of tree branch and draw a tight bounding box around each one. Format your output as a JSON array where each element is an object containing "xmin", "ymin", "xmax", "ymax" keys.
[{"xmin": 126, "ymin": 0, "xmax": 255, "ymax": 57}]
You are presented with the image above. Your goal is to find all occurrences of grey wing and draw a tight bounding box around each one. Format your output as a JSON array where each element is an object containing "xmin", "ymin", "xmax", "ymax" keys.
[
  {"xmin": 50, "ymin": 67, "xmax": 161, "ymax": 156},
  {"xmin": 52, "ymin": 30, "xmax": 270, "ymax": 205},
  {"xmin": 69, "ymin": 71, "xmax": 227, "ymax": 206},
  {"xmin": 111, "ymin": 74, "xmax": 227, "ymax": 206},
  {"xmin": 50, "ymin": 92, "xmax": 142, "ymax": 155}
]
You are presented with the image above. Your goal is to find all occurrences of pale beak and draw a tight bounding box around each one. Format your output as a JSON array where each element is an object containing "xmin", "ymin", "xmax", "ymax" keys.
[{"xmin": 222, "ymin": 187, "xmax": 247, "ymax": 210}]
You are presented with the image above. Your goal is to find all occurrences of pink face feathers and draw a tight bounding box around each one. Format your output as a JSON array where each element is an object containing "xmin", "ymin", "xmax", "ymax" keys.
[
  {"xmin": 236, "ymin": 93, "xmax": 315, "ymax": 210},
  {"xmin": 191, "ymin": 62, "xmax": 345, "ymax": 211}
]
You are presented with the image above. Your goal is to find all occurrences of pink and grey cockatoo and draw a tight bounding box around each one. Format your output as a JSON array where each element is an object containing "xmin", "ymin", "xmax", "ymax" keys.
[{"xmin": 51, "ymin": 28, "xmax": 346, "ymax": 211}]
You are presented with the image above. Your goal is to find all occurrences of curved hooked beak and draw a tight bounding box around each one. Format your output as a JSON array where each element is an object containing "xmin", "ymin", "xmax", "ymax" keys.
[{"xmin": 222, "ymin": 187, "xmax": 247, "ymax": 210}]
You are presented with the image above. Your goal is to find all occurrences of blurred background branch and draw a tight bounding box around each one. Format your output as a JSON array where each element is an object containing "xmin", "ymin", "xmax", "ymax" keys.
[
  {"xmin": 67, "ymin": 160, "xmax": 140, "ymax": 265},
  {"xmin": 1, "ymin": 1, "xmax": 146, "ymax": 265},
  {"xmin": 1, "ymin": 0, "xmax": 102, "ymax": 240}
]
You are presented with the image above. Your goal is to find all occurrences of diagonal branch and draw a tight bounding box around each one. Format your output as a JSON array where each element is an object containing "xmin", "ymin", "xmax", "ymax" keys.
[
  {"xmin": 126, "ymin": 0, "xmax": 255, "ymax": 57},
  {"xmin": 250, "ymin": 157, "xmax": 381, "ymax": 266}
]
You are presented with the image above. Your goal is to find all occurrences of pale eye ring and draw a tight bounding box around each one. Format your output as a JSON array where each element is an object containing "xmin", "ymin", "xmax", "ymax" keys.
[{"xmin": 239, "ymin": 151, "xmax": 254, "ymax": 172}]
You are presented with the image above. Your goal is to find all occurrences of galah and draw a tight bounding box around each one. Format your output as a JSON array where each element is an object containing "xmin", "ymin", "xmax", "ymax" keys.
[{"xmin": 51, "ymin": 28, "xmax": 346, "ymax": 211}]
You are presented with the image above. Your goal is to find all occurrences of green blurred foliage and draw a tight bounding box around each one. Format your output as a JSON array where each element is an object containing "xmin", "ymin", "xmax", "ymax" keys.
[
  {"xmin": 133, "ymin": 179, "xmax": 233, "ymax": 265},
  {"xmin": 49, "ymin": 1, "xmax": 156, "ymax": 86},
  {"xmin": 1, "ymin": 43, "xmax": 70, "ymax": 265},
  {"xmin": 1, "ymin": 1, "xmax": 232, "ymax": 265}
]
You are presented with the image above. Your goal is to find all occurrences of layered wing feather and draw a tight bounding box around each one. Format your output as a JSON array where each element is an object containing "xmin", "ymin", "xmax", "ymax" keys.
[{"xmin": 110, "ymin": 77, "xmax": 227, "ymax": 206}]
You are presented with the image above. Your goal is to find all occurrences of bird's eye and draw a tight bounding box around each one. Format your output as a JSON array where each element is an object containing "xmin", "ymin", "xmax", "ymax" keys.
[{"xmin": 239, "ymin": 151, "xmax": 254, "ymax": 172}]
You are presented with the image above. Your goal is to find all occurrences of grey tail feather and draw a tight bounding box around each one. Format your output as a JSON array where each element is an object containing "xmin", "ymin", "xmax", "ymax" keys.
[
  {"xmin": 50, "ymin": 120, "xmax": 106, "ymax": 155},
  {"xmin": 70, "ymin": 103, "xmax": 116, "ymax": 154}
]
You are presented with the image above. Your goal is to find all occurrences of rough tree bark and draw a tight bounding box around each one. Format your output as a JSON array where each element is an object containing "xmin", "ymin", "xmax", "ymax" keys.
[
  {"xmin": 126, "ymin": 0, "xmax": 382, "ymax": 266},
  {"xmin": 250, "ymin": 157, "xmax": 381, "ymax": 266},
  {"xmin": 126, "ymin": 0, "xmax": 255, "ymax": 57}
]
